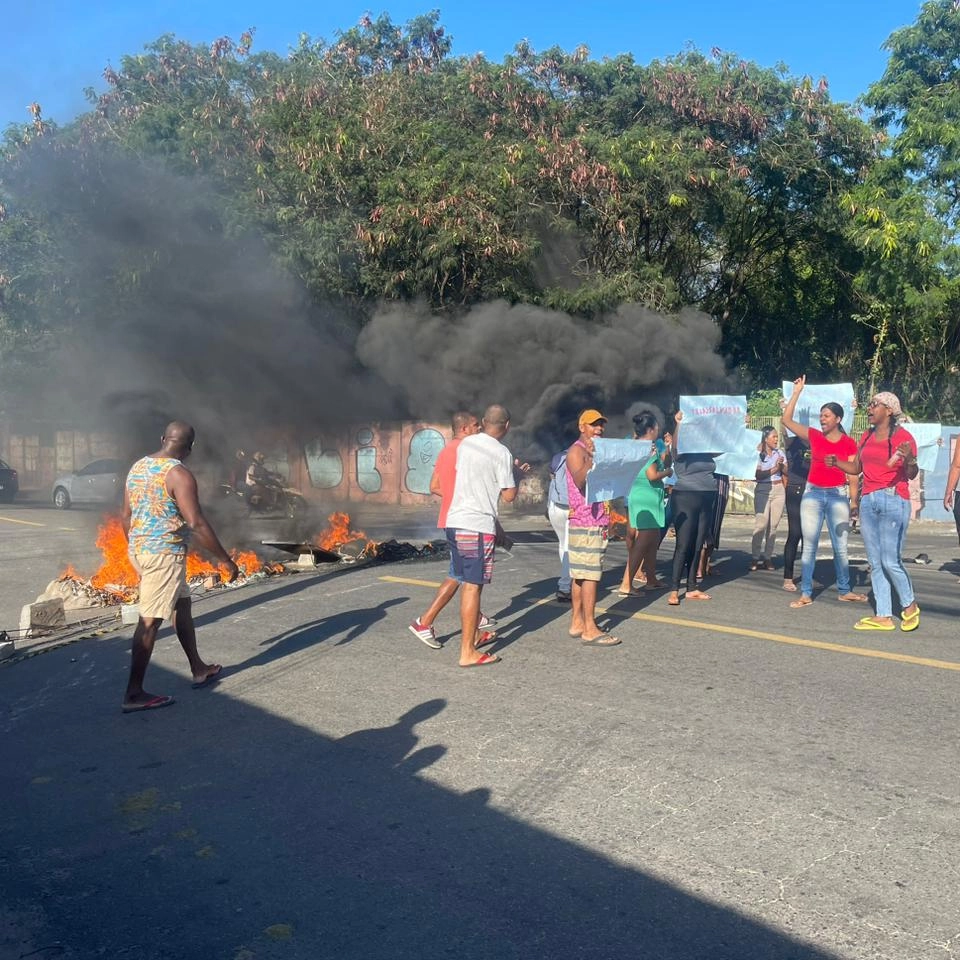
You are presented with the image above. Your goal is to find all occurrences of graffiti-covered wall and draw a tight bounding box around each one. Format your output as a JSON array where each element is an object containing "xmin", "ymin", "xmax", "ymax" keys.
[{"xmin": 262, "ymin": 421, "xmax": 452, "ymax": 507}]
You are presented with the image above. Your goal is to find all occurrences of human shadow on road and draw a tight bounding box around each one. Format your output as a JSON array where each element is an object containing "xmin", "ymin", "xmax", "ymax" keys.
[
  {"xmin": 186, "ymin": 562, "xmax": 373, "ymax": 631},
  {"xmin": 0, "ymin": 650, "xmax": 844, "ymax": 960},
  {"xmin": 230, "ymin": 597, "xmax": 408, "ymax": 673}
]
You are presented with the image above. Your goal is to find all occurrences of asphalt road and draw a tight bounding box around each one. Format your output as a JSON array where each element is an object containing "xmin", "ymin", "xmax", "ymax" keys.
[{"xmin": 1, "ymin": 500, "xmax": 959, "ymax": 960}]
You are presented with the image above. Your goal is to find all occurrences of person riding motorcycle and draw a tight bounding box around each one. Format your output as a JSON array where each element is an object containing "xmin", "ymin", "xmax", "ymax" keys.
[{"xmin": 245, "ymin": 452, "xmax": 278, "ymax": 509}]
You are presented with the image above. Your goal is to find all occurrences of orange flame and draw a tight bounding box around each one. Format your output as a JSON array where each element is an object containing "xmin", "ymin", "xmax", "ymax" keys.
[
  {"xmin": 314, "ymin": 511, "xmax": 373, "ymax": 552},
  {"xmin": 61, "ymin": 515, "xmax": 272, "ymax": 600},
  {"xmin": 89, "ymin": 516, "xmax": 137, "ymax": 592}
]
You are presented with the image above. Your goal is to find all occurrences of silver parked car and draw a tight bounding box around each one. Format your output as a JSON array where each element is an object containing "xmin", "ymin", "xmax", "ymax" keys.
[{"xmin": 52, "ymin": 459, "xmax": 128, "ymax": 509}]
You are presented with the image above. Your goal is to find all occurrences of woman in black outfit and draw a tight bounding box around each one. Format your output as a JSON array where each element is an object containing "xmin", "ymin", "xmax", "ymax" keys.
[
  {"xmin": 781, "ymin": 433, "xmax": 810, "ymax": 592},
  {"xmin": 668, "ymin": 411, "xmax": 718, "ymax": 605}
]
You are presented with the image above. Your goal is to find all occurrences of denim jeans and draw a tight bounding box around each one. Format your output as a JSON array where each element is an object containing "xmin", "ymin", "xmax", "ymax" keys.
[
  {"xmin": 799, "ymin": 485, "xmax": 852, "ymax": 597},
  {"xmin": 859, "ymin": 489, "xmax": 914, "ymax": 617}
]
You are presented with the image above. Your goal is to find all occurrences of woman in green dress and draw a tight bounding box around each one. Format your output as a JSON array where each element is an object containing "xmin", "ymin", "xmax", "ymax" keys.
[{"xmin": 618, "ymin": 412, "xmax": 673, "ymax": 595}]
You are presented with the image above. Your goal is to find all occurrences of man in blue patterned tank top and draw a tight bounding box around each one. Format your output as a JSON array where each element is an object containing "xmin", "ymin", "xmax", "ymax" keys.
[{"xmin": 121, "ymin": 421, "xmax": 238, "ymax": 713}]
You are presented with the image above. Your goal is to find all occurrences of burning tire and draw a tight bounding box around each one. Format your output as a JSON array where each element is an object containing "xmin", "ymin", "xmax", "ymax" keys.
[{"xmin": 53, "ymin": 487, "xmax": 71, "ymax": 510}]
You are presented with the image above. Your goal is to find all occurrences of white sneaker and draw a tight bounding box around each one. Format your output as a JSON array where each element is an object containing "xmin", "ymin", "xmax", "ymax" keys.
[
  {"xmin": 478, "ymin": 613, "xmax": 498, "ymax": 629},
  {"xmin": 408, "ymin": 619, "xmax": 441, "ymax": 649}
]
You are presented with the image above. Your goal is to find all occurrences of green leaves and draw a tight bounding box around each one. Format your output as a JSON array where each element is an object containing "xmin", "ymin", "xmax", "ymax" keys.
[{"xmin": 3, "ymin": 12, "xmax": 960, "ymax": 419}]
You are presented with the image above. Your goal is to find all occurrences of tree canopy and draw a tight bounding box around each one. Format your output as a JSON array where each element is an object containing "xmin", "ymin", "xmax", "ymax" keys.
[{"xmin": 2, "ymin": 7, "xmax": 958, "ymax": 421}]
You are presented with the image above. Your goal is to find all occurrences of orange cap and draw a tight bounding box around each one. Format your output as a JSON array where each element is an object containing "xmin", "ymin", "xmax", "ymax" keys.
[{"xmin": 578, "ymin": 408, "xmax": 607, "ymax": 428}]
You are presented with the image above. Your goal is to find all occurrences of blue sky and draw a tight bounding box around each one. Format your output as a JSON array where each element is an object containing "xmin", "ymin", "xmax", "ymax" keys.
[{"xmin": 3, "ymin": 0, "xmax": 923, "ymax": 131}]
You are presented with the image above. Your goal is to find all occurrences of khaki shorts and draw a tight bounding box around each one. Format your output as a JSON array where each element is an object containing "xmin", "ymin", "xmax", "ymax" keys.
[
  {"xmin": 135, "ymin": 552, "xmax": 190, "ymax": 620},
  {"xmin": 568, "ymin": 526, "xmax": 607, "ymax": 581}
]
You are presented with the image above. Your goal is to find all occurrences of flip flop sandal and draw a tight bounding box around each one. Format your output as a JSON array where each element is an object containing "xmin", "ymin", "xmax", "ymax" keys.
[
  {"xmin": 900, "ymin": 607, "xmax": 920, "ymax": 632},
  {"xmin": 854, "ymin": 617, "xmax": 895, "ymax": 631},
  {"xmin": 838, "ymin": 593, "xmax": 868, "ymax": 602},
  {"xmin": 192, "ymin": 664, "xmax": 223, "ymax": 689},
  {"xmin": 667, "ymin": 595, "xmax": 681, "ymax": 606},
  {"xmin": 782, "ymin": 581, "xmax": 798, "ymax": 592},
  {"xmin": 581, "ymin": 633, "xmax": 621, "ymax": 646},
  {"xmin": 460, "ymin": 652, "xmax": 501, "ymax": 667},
  {"xmin": 475, "ymin": 631, "xmax": 497, "ymax": 648},
  {"xmin": 122, "ymin": 695, "xmax": 175, "ymax": 714},
  {"xmin": 790, "ymin": 596, "xmax": 813, "ymax": 608}
]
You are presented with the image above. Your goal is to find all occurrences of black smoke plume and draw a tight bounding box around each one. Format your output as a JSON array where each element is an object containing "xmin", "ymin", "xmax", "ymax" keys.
[
  {"xmin": 4, "ymin": 142, "xmax": 729, "ymax": 465},
  {"xmin": 357, "ymin": 300, "xmax": 728, "ymax": 457}
]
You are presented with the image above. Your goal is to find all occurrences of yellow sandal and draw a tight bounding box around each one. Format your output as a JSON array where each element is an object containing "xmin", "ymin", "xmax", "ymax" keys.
[{"xmin": 900, "ymin": 606, "xmax": 920, "ymax": 632}]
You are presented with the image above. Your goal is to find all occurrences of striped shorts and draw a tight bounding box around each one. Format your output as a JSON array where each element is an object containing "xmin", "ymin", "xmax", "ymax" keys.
[
  {"xmin": 568, "ymin": 525, "xmax": 607, "ymax": 581},
  {"xmin": 446, "ymin": 529, "xmax": 496, "ymax": 585}
]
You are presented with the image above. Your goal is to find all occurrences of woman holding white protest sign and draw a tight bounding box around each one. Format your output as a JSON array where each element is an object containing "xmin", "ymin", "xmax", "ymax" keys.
[
  {"xmin": 667, "ymin": 411, "xmax": 717, "ymax": 605},
  {"xmin": 781, "ymin": 376, "xmax": 867, "ymax": 608}
]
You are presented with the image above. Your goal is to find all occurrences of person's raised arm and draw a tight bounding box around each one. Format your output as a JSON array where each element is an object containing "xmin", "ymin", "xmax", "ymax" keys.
[
  {"xmin": 167, "ymin": 467, "xmax": 238, "ymax": 581},
  {"xmin": 780, "ymin": 376, "xmax": 810, "ymax": 441}
]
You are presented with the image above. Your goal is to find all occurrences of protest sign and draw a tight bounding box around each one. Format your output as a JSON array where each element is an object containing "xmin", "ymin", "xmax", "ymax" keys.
[
  {"xmin": 714, "ymin": 428, "xmax": 764, "ymax": 479},
  {"xmin": 676, "ymin": 395, "xmax": 747, "ymax": 455},
  {"xmin": 903, "ymin": 422, "xmax": 943, "ymax": 473},
  {"xmin": 585, "ymin": 438, "xmax": 653, "ymax": 502},
  {"xmin": 781, "ymin": 381, "xmax": 855, "ymax": 434}
]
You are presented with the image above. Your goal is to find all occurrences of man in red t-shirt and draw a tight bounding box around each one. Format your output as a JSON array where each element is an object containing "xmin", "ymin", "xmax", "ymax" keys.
[{"xmin": 409, "ymin": 410, "xmax": 500, "ymax": 648}]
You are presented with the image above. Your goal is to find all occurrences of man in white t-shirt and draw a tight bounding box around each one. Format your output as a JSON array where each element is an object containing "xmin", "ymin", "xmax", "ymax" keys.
[{"xmin": 445, "ymin": 404, "xmax": 521, "ymax": 667}]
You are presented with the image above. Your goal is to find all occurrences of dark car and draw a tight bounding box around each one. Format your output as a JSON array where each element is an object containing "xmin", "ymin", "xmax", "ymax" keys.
[
  {"xmin": 0, "ymin": 458, "xmax": 18, "ymax": 503},
  {"xmin": 52, "ymin": 459, "xmax": 127, "ymax": 509}
]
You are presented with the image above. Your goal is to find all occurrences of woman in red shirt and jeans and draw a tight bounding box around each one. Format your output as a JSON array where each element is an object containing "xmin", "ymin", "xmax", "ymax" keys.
[
  {"xmin": 781, "ymin": 376, "xmax": 867, "ymax": 608},
  {"xmin": 828, "ymin": 391, "xmax": 920, "ymax": 631}
]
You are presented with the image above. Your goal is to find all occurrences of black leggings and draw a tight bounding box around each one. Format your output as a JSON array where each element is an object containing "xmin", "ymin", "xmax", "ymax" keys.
[
  {"xmin": 782, "ymin": 481, "xmax": 804, "ymax": 580},
  {"xmin": 671, "ymin": 490, "xmax": 714, "ymax": 591},
  {"xmin": 954, "ymin": 495, "xmax": 960, "ymax": 546}
]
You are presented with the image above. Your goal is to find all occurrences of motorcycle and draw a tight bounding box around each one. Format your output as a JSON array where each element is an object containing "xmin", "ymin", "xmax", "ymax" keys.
[{"xmin": 219, "ymin": 475, "xmax": 308, "ymax": 520}]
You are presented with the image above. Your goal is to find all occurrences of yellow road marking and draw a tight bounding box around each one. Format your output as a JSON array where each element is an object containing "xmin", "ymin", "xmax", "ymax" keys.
[
  {"xmin": 380, "ymin": 575, "xmax": 960, "ymax": 672},
  {"xmin": 379, "ymin": 574, "xmax": 446, "ymax": 589},
  {"xmin": 595, "ymin": 607, "xmax": 960, "ymax": 672},
  {"xmin": 0, "ymin": 515, "xmax": 45, "ymax": 527}
]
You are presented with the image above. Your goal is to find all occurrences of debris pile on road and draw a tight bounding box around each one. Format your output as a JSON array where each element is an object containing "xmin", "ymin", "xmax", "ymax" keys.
[
  {"xmin": 373, "ymin": 539, "xmax": 447, "ymax": 563},
  {"xmin": 314, "ymin": 511, "xmax": 377, "ymax": 557},
  {"xmin": 52, "ymin": 515, "xmax": 284, "ymax": 607},
  {"xmin": 267, "ymin": 512, "xmax": 447, "ymax": 566},
  {"xmin": 36, "ymin": 511, "xmax": 450, "ymax": 616}
]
